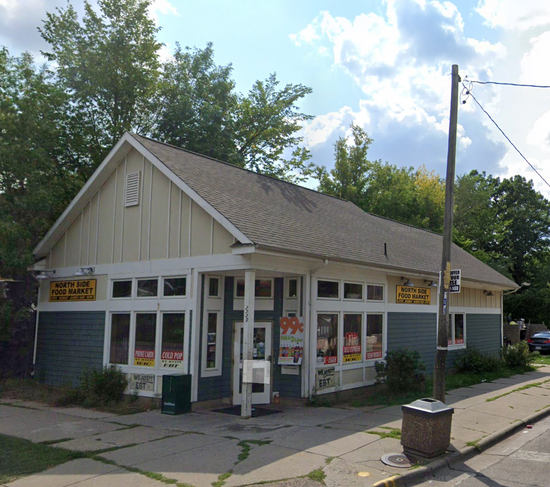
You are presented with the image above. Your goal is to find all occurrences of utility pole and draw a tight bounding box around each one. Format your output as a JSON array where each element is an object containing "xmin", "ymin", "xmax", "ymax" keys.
[{"xmin": 433, "ymin": 64, "xmax": 460, "ymax": 403}]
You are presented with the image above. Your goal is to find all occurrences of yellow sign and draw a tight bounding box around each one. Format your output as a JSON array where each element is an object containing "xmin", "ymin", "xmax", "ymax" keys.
[
  {"xmin": 49, "ymin": 279, "xmax": 96, "ymax": 301},
  {"xmin": 396, "ymin": 286, "xmax": 431, "ymax": 305}
]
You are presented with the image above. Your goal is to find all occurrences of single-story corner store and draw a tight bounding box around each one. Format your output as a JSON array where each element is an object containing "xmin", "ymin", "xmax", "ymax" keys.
[{"xmin": 30, "ymin": 133, "xmax": 517, "ymax": 406}]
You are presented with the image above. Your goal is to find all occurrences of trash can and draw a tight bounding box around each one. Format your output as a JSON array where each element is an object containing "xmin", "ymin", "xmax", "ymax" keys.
[
  {"xmin": 161, "ymin": 374, "xmax": 192, "ymax": 415},
  {"xmin": 401, "ymin": 398, "xmax": 454, "ymax": 458}
]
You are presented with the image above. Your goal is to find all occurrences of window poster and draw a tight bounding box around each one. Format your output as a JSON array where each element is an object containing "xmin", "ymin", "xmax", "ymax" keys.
[
  {"xmin": 278, "ymin": 316, "xmax": 304, "ymax": 365},
  {"xmin": 316, "ymin": 367, "xmax": 336, "ymax": 390}
]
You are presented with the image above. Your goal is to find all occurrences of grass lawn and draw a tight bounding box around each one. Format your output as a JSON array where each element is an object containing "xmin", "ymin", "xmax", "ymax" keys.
[
  {"xmin": 532, "ymin": 354, "xmax": 550, "ymax": 366},
  {"xmin": 349, "ymin": 364, "xmax": 536, "ymax": 408},
  {"xmin": 0, "ymin": 434, "xmax": 84, "ymax": 484}
]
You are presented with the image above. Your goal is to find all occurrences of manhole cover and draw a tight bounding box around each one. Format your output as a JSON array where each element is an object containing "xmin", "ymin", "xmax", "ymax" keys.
[{"xmin": 381, "ymin": 453, "xmax": 412, "ymax": 468}]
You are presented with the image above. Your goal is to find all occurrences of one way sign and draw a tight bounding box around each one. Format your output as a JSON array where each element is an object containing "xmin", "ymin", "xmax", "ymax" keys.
[{"xmin": 450, "ymin": 269, "xmax": 461, "ymax": 293}]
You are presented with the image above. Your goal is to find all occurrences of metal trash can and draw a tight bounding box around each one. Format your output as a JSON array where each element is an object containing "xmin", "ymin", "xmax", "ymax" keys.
[
  {"xmin": 161, "ymin": 374, "xmax": 191, "ymax": 415},
  {"xmin": 401, "ymin": 398, "xmax": 454, "ymax": 458}
]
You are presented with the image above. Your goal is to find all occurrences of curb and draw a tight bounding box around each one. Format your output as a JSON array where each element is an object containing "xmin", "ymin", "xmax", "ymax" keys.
[{"xmin": 373, "ymin": 405, "xmax": 550, "ymax": 487}]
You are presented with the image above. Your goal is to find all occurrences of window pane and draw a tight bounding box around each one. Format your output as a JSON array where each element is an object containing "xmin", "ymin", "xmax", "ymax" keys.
[
  {"xmin": 288, "ymin": 279, "xmax": 298, "ymax": 298},
  {"xmin": 112, "ymin": 280, "xmax": 132, "ymax": 298},
  {"xmin": 164, "ymin": 277, "xmax": 186, "ymax": 296},
  {"xmin": 366, "ymin": 314, "xmax": 383, "ymax": 360},
  {"xmin": 455, "ymin": 314, "xmax": 465, "ymax": 345},
  {"xmin": 235, "ymin": 279, "xmax": 245, "ymax": 297},
  {"xmin": 255, "ymin": 279, "xmax": 272, "ymax": 298},
  {"xmin": 110, "ymin": 314, "xmax": 130, "ymax": 364},
  {"xmin": 206, "ymin": 313, "xmax": 218, "ymax": 369},
  {"xmin": 343, "ymin": 314, "xmax": 362, "ymax": 362},
  {"xmin": 137, "ymin": 279, "xmax": 158, "ymax": 297},
  {"xmin": 162, "ymin": 313, "xmax": 184, "ymax": 369},
  {"xmin": 318, "ymin": 280, "xmax": 339, "ymax": 299},
  {"xmin": 344, "ymin": 283, "xmax": 363, "ymax": 300},
  {"xmin": 367, "ymin": 285, "xmax": 384, "ymax": 301},
  {"xmin": 317, "ymin": 314, "xmax": 338, "ymax": 365},
  {"xmin": 209, "ymin": 278, "xmax": 220, "ymax": 297},
  {"xmin": 134, "ymin": 313, "xmax": 156, "ymax": 367}
]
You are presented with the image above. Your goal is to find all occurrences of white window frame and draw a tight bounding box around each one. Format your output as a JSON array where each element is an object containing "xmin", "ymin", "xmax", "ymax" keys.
[
  {"xmin": 136, "ymin": 278, "xmax": 160, "ymax": 299},
  {"xmin": 316, "ymin": 312, "xmax": 340, "ymax": 366},
  {"xmin": 286, "ymin": 278, "xmax": 299, "ymax": 299},
  {"xmin": 342, "ymin": 312, "xmax": 364, "ymax": 365},
  {"xmin": 234, "ymin": 277, "xmax": 274, "ymax": 299},
  {"xmin": 365, "ymin": 313, "xmax": 385, "ymax": 362},
  {"xmin": 162, "ymin": 276, "xmax": 188, "ymax": 298},
  {"xmin": 366, "ymin": 283, "xmax": 385, "ymax": 302},
  {"xmin": 108, "ymin": 312, "xmax": 132, "ymax": 365},
  {"xmin": 449, "ymin": 313, "xmax": 466, "ymax": 349},
  {"xmin": 111, "ymin": 279, "xmax": 133, "ymax": 299},
  {"xmin": 201, "ymin": 310, "xmax": 223, "ymax": 377},
  {"xmin": 208, "ymin": 276, "xmax": 222, "ymax": 298},
  {"xmin": 160, "ymin": 311, "xmax": 186, "ymax": 371},
  {"xmin": 343, "ymin": 281, "xmax": 364, "ymax": 301},
  {"xmin": 317, "ymin": 279, "xmax": 340, "ymax": 300}
]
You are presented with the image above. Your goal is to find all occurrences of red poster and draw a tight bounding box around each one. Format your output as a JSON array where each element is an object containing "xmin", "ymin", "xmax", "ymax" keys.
[
  {"xmin": 324, "ymin": 356, "xmax": 338, "ymax": 365},
  {"xmin": 366, "ymin": 351, "xmax": 383, "ymax": 360}
]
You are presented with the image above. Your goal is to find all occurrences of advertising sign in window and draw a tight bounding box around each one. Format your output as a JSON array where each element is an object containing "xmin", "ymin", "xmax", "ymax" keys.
[
  {"xmin": 278, "ymin": 317, "xmax": 304, "ymax": 365},
  {"xmin": 343, "ymin": 314, "xmax": 362, "ymax": 362}
]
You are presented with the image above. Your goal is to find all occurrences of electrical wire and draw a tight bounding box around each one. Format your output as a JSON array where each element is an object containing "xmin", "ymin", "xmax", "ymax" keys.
[
  {"xmin": 461, "ymin": 82, "xmax": 550, "ymax": 189},
  {"xmin": 467, "ymin": 79, "xmax": 550, "ymax": 89}
]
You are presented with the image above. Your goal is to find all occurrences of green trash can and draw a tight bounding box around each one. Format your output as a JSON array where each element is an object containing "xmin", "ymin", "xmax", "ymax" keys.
[{"xmin": 162, "ymin": 374, "xmax": 192, "ymax": 415}]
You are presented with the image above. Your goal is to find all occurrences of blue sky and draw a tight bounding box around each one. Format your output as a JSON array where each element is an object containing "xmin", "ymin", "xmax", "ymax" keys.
[{"xmin": 2, "ymin": 0, "xmax": 550, "ymax": 195}]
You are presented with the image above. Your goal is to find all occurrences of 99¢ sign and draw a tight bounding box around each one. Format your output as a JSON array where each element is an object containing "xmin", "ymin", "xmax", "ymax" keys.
[{"xmin": 278, "ymin": 317, "xmax": 304, "ymax": 365}]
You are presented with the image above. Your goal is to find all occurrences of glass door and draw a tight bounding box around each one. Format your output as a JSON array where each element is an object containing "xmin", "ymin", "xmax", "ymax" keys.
[{"xmin": 233, "ymin": 322, "xmax": 272, "ymax": 404}]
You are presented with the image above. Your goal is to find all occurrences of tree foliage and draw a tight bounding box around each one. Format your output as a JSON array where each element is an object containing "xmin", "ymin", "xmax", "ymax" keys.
[{"xmin": 317, "ymin": 125, "xmax": 445, "ymax": 232}]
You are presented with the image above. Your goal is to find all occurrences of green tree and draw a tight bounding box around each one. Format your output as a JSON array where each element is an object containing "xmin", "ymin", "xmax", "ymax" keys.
[
  {"xmin": 154, "ymin": 43, "xmax": 238, "ymax": 162},
  {"xmin": 40, "ymin": 0, "xmax": 162, "ymax": 174}
]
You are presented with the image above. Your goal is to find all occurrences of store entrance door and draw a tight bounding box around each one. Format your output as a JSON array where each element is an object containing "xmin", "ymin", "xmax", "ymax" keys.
[{"xmin": 232, "ymin": 322, "xmax": 272, "ymax": 405}]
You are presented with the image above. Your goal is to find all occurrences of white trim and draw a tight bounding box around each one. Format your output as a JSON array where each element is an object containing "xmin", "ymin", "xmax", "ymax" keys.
[
  {"xmin": 450, "ymin": 306, "xmax": 501, "ymax": 315},
  {"xmin": 343, "ymin": 281, "xmax": 364, "ymax": 301},
  {"xmin": 190, "ymin": 268, "xmax": 200, "ymax": 402},
  {"xmin": 316, "ymin": 278, "xmax": 340, "ymax": 300},
  {"xmin": 201, "ymin": 310, "xmax": 223, "ymax": 377},
  {"xmin": 386, "ymin": 304, "xmax": 439, "ymax": 313}
]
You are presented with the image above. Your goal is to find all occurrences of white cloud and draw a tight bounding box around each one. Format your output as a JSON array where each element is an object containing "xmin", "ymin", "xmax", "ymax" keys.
[
  {"xmin": 477, "ymin": 0, "xmax": 550, "ymax": 30},
  {"xmin": 520, "ymin": 32, "xmax": 550, "ymax": 84},
  {"xmin": 149, "ymin": 0, "xmax": 180, "ymax": 24}
]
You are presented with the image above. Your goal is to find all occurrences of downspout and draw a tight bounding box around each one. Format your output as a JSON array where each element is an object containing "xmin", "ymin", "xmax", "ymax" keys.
[
  {"xmin": 32, "ymin": 281, "xmax": 42, "ymax": 376},
  {"xmin": 308, "ymin": 259, "xmax": 329, "ymax": 398}
]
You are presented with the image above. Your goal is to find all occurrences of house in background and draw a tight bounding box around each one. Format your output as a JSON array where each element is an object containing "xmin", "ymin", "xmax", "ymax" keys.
[{"xmin": 30, "ymin": 133, "xmax": 517, "ymax": 407}]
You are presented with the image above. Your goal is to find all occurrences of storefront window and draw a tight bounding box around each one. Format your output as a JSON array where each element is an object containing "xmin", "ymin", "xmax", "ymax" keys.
[
  {"xmin": 112, "ymin": 280, "xmax": 132, "ymax": 298},
  {"xmin": 317, "ymin": 280, "xmax": 339, "ymax": 299},
  {"xmin": 161, "ymin": 313, "xmax": 184, "ymax": 369},
  {"xmin": 449, "ymin": 313, "xmax": 466, "ymax": 347},
  {"xmin": 343, "ymin": 314, "xmax": 362, "ymax": 362},
  {"xmin": 206, "ymin": 313, "xmax": 218, "ymax": 369},
  {"xmin": 366, "ymin": 314, "xmax": 383, "ymax": 360},
  {"xmin": 134, "ymin": 313, "xmax": 156, "ymax": 367},
  {"xmin": 137, "ymin": 279, "xmax": 158, "ymax": 297},
  {"xmin": 317, "ymin": 314, "xmax": 338, "ymax": 365},
  {"xmin": 110, "ymin": 313, "xmax": 130, "ymax": 364},
  {"xmin": 367, "ymin": 285, "xmax": 384, "ymax": 301},
  {"xmin": 344, "ymin": 283, "xmax": 363, "ymax": 300},
  {"xmin": 163, "ymin": 277, "xmax": 186, "ymax": 296}
]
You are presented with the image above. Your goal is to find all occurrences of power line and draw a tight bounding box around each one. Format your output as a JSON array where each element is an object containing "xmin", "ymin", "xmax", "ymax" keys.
[
  {"xmin": 467, "ymin": 79, "xmax": 550, "ymax": 89},
  {"xmin": 461, "ymin": 82, "xmax": 550, "ymax": 189}
]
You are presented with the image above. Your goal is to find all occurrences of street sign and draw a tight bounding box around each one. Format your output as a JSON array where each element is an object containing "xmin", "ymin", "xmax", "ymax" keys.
[{"xmin": 450, "ymin": 269, "xmax": 461, "ymax": 293}]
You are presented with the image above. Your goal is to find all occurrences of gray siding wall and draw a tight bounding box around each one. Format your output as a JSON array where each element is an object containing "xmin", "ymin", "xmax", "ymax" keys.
[
  {"xmin": 35, "ymin": 311, "xmax": 105, "ymax": 386},
  {"xmin": 465, "ymin": 313, "xmax": 502, "ymax": 355},
  {"xmin": 387, "ymin": 312, "xmax": 437, "ymax": 373},
  {"xmin": 198, "ymin": 277, "xmax": 301, "ymax": 402}
]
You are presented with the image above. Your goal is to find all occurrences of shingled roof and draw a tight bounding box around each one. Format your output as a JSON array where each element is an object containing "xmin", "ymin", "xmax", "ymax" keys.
[{"xmin": 132, "ymin": 134, "xmax": 516, "ymax": 289}]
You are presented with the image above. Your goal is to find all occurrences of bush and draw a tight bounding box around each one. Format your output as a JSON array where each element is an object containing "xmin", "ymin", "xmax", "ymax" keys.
[
  {"xmin": 376, "ymin": 348, "xmax": 426, "ymax": 393},
  {"xmin": 502, "ymin": 342, "xmax": 535, "ymax": 368},
  {"xmin": 80, "ymin": 366, "xmax": 128, "ymax": 405},
  {"xmin": 454, "ymin": 348, "xmax": 503, "ymax": 374}
]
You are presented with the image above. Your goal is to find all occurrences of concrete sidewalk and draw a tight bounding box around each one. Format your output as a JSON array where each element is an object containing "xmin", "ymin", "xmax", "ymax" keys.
[{"xmin": 2, "ymin": 366, "xmax": 550, "ymax": 487}]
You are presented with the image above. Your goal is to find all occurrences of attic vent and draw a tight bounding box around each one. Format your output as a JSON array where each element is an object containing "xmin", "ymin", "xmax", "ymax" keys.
[{"xmin": 125, "ymin": 171, "xmax": 140, "ymax": 207}]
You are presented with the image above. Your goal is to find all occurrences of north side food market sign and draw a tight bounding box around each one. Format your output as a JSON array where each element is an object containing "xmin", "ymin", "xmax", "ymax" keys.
[
  {"xmin": 396, "ymin": 286, "xmax": 431, "ymax": 305},
  {"xmin": 49, "ymin": 279, "xmax": 96, "ymax": 302}
]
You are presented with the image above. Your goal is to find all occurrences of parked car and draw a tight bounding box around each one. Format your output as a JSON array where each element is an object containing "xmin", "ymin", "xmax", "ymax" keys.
[{"xmin": 527, "ymin": 331, "xmax": 550, "ymax": 354}]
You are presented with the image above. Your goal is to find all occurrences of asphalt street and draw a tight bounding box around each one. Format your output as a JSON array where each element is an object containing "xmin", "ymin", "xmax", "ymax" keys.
[{"xmin": 412, "ymin": 415, "xmax": 550, "ymax": 487}]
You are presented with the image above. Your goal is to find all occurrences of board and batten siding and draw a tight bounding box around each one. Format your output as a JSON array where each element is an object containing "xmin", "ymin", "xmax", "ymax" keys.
[
  {"xmin": 47, "ymin": 148, "xmax": 234, "ymax": 269},
  {"xmin": 35, "ymin": 311, "xmax": 105, "ymax": 386},
  {"xmin": 464, "ymin": 313, "xmax": 502, "ymax": 355}
]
